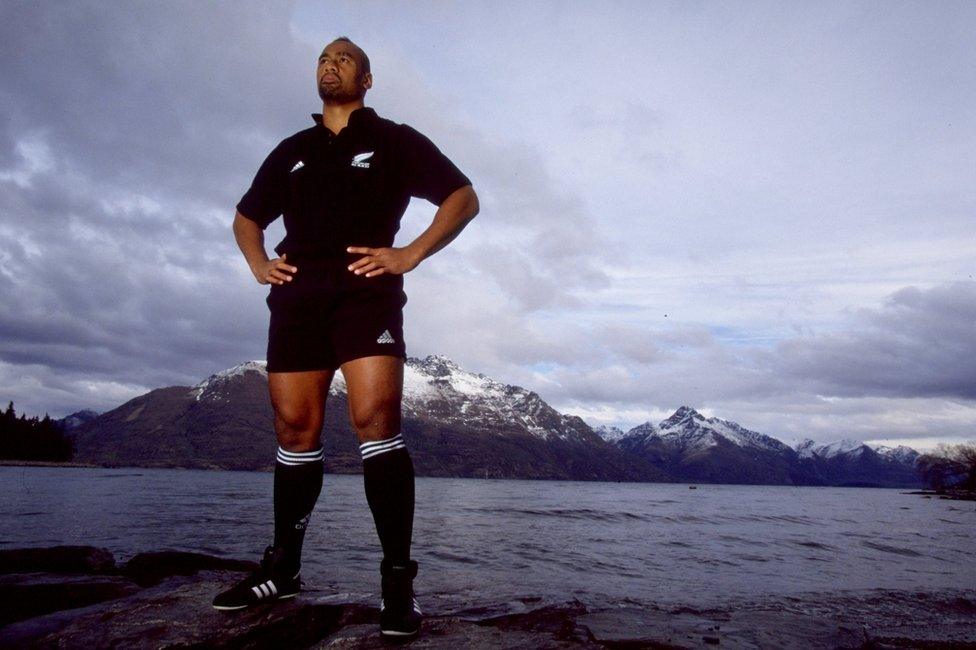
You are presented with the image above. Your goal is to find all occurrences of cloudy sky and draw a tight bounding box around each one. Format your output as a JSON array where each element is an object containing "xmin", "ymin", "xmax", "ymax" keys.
[{"xmin": 2, "ymin": 1, "xmax": 974, "ymax": 451}]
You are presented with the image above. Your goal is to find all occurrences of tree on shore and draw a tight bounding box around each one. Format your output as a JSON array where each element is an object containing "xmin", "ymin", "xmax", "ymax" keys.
[
  {"xmin": 916, "ymin": 442, "xmax": 976, "ymax": 492},
  {"xmin": 0, "ymin": 401, "xmax": 74, "ymax": 462}
]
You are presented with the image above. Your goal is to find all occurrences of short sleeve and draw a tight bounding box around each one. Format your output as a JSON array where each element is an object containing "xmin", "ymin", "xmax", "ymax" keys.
[
  {"xmin": 397, "ymin": 125, "xmax": 472, "ymax": 206},
  {"xmin": 235, "ymin": 140, "xmax": 289, "ymax": 229}
]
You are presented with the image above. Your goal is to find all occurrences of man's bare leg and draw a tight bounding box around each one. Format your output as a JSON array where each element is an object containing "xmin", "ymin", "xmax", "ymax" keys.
[
  {"xmin": 269, "ymin": 369, "xmax": 335, "ymax": 450},
  {"xmin": 342, "ymin": 355, "xmax": 420, "ymax": 629},
  {"xmin": 266, "ymin": 369, "xmax": 334, "ymax": 573},
  {"xmin": 212, "ymin": 368, "xmax": 335, "ymax": 609},
  {"xmin": 342, "ymin": 355, "xmax": 402, "ymax": 445}
]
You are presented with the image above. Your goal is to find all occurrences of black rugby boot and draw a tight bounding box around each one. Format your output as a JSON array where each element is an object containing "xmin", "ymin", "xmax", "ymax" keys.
[
  {"xmin": 212, "ymin": 545, "xmax": 301, "ymax": 610},
  {"xmin": 379, "ymin": 558, "xmax": 423, "ymax": 637}
]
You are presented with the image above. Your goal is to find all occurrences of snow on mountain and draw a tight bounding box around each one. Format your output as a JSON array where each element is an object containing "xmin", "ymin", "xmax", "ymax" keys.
[
  {"xmin": 58, "ymin": 409, "xmax": 101, "ymax": 431},
  {"xmin": 795, "ymin": 438, "xmax": 818, "ymax": 459},
  {"xmin": 872, "ymin": 444, "xmax": 920, "ymax": 463},
  {"xmin": 187, "ymin": 359, "xmax": 924, "ymax": 466},
  {"xmin": 817, "ymin": 438, "xmax": 869, "ymax": 459},
  {"xmin": 796, "ymin": 437, "xmax": 921, "ymax": 463},
  {"xmin": 186, "ymin": 356, "xmax": 585, "ymax": 441},
  {"xmin": 192, "ymin": 360, "xmax": 268, "ymax": 401},
  {"xmin": 324, "ymin": 354, "xmax": 590, "ymax": 441},
  {"xmin": 594, "ymin": 425, "xmax": 627, "ymax": 443},
  {"xmin": 646, "ymin": 405, "xmax": 790, "ymax": 453},
  {"xmin": 794, "ymin": 438, "xmax": 869, "ymax": 459}
]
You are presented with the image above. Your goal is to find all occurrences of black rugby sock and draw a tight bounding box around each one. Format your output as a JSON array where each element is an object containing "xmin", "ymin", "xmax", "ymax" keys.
[
  {"xmin": 273, "ymin": 445, "xmax": 324, "ymax": 573},
  {"xmin": 360, "ymin": 434, "xmax": 415, "ymax": 565}
]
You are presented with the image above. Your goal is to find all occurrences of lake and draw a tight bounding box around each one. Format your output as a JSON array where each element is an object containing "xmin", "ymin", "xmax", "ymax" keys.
[{"xmin": 2, "ymin": 466, "xmax": 973, "ymax": 616}]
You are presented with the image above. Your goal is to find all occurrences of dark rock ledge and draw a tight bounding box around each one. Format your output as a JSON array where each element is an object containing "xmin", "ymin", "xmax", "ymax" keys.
[{"xmin": 2, "ymin": 546, "xmax": 976, "ymax": 649}]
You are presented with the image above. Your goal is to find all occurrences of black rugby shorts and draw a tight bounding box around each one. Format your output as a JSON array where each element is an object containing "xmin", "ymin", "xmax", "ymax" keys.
[{"xmin": 265, "ymin": 255, "xmax": 408, "ymax": 373}]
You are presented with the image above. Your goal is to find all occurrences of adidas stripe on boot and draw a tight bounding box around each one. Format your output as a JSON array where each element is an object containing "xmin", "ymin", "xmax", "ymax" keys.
[{"xmin": 212, "ymin": 545, "xmax": 301, "ymax": 610}]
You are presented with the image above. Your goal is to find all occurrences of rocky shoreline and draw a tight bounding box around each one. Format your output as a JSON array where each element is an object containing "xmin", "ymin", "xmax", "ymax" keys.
[
  {"xmin": 1, "ymin": 546, "xmax": 975, "ymax": 648},
  {"xmin": 906, "ymin": 489, "xmax": 976, "ymax": 502}
]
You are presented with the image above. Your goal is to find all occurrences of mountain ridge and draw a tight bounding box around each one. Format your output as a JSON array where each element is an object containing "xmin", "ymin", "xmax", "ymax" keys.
[{"xmin": 67, "ymin": 356, "xmax": 924, "ymax": 487}]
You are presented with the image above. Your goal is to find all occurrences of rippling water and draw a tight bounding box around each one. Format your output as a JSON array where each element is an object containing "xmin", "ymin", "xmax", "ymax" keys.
[{"xmin": 1, "ymin": 466, "xmax": 973, "ymax": 615}]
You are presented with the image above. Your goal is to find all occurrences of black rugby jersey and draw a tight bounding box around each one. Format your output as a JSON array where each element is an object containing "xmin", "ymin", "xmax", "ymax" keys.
[{"xmin": 236, "ymin": 106, "xmax": 472, "ymax": 259}]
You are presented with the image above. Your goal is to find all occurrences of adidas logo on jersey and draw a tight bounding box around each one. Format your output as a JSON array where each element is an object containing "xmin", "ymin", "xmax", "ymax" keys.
[
  {"xmin": 377, "ymin": 329, "xmax": 395, "ymax": 344},
  {"xmin": 290, "ymin": 160, "xmax": 305, "ymax": 173},
  {"xmin": 351, "ymin": 151, "xmax": 374, "ymax": 168}
]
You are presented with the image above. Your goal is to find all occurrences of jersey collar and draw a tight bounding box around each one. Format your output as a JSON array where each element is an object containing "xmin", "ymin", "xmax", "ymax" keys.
[{"xmin": 311, "ymin": 106, "xmax": 377, "ymax": 133}]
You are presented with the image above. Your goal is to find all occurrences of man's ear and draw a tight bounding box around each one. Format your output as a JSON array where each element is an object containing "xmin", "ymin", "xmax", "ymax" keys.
[{"xmin": 362, "ymin": 72, "xmax": 373, "ymax": 91}]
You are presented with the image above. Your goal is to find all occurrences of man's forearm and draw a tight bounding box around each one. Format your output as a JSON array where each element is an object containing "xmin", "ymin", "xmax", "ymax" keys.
[
  {"xmin": 406, "ymin": 185, "xmax": 479, "ymax": 265},
  {"xmin": 233, "ymin": 211, "xmax": 271, "ymax": 274}
]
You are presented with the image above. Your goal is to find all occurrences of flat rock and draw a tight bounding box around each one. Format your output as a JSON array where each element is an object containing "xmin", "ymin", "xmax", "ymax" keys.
[
  {"xmin": 0, "ymin": 545, "xmax": 116, "ymax": 575},
  {"xmin": 312, "ymin": 614, "xmax": 598, "ymax": 649},
  {"xmin": 1, "ymin": 571, "xmax": 375, "ymax": 649},
  {"xmin": 120, "ymin": 550, "xmax": 258, "ymax": 587},
  {"xmin": 0, "ymin": 572, "xmax": 141, "ymax": 626}
]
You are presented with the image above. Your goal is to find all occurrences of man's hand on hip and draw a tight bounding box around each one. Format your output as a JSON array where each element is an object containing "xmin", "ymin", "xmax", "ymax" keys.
[
  {"xmin": 346, "ymin": 246, "xmax": 420, "ymax": 277},
  {"xmin": 253, "ymin": 253, "xmax": 299, "ymax": 285}
]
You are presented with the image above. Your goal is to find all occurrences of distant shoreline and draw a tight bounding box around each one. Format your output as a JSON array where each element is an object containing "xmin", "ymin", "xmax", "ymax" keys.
[
  {"xmin": 1, "ymin": 461, "xmax": 955, "ymax": 492},
  {"xmin": 0, "ymin": 460, "xmax": 102, "ymax": 468}
]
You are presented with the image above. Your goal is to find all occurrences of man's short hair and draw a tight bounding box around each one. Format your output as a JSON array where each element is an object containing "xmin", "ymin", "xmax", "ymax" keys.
[{"xmin": 332, "ymin": 36, "xmax": 370, "ymax": 76}]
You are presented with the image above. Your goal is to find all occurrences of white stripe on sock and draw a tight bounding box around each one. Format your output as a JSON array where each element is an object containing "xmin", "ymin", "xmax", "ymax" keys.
[
  {"xmin": 277, "ymin": 446, "xmax": 323, "ymax": 465},
  {"xmin": 359, "ymin": 433, "xmax": 403, "ymax": 453},
  {"xmin": 361, "ymin": 444, "xmax": 406, "ymax": 460},
  {"xmin": 276, "ymin": 452, "xmax": 323, "ymax": 462},
  {"xmin": 277, "ymin": 446, "xmax": 324, "ymax": 458},
  {"xmin": 268, "ymin": 581, "xmax": 277, "ymax": 596},
  {"xmin": 360, "ymin": 440, "xmax": 406, "ymax": 460},
  {"xmin": 359, "ymin": 440, "xmax": 403, "ymax": 454},
  {"xmin": 278, "ymin": 446, "xmax": 323, "ymax": 456},
  {"xmin": 251, "ymin": 585, "xmax": 263, "ymax": 598},
  {"xmin": 359, "ymin": 433, "xmax": 403, "ymax": 447}
]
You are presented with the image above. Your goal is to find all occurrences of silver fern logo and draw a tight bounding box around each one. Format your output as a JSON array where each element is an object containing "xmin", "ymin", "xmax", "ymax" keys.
[{"xmin": 351, "ymin": 151, "xmax": 374, "ymax": 168}]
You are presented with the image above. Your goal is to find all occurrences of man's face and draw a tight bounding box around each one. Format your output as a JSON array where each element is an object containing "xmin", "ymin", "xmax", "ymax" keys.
[{"xmin": 317, "ymin": 41, "xmax": 371, "ymax": 103}]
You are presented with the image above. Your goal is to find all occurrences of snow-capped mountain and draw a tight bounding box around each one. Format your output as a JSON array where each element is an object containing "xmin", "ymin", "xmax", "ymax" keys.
[
  {"xmin": 65, "ymin": 355, "xmax": 925, "ymax": 486},
  {"xmin": 192, "ymin": 360, "xmax": 267, "ymax": 402},
  {"xmin": 872, "ymin": 444, "xmax": 920, "ymax": 464},
  {"xmin": 190, "ymin": 356, "xmax": 595, "ymax": 443},
  {"xmin": 657, "ymin": 406, "xmax": 792, "ymax": 453},
  {"xmin": 607, "ymin": 407, "xmax": 923, "ymax": 487},
  {"xmin": 619, "ymin": 406, "xmax": 791, "ymax": 455},
  {"xmin": 795, "ymin": 437, "xmax": 868, "ymax": 459},
  {"xmin": 795, "ymin": 438, "xmax": 920, "ymax": 464},
  {"xmin": 68, "ymin": 355, "xmax": 660, "ymax": 481},
  {"xmin": 56, "ymin": 409, "xmax": 101, "ymax": 431},
  {"xmin": 594, "ymin": 425, "xmax": 627, "ymax": 443},
  {"xmin": 338, "ymin": 355, "xmax": 593, "ymax": 443}
]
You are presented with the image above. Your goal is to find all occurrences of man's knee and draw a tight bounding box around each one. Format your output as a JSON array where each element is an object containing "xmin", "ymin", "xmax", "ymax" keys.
[
  {"xmin": 273, "ymin": 401, "xmax": 323, "ymax": 438},
  {"xmin": 349, "ymin": 397, "xmax": 401, "ymax": 439}
]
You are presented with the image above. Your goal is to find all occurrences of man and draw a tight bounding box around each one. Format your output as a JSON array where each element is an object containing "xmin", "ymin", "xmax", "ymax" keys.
[{"xmin": 211, "ymin": 36, "xmax": 479, "ymax": 639}]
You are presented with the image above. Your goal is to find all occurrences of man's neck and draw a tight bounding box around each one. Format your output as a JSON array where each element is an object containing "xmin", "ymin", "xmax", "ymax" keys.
[{"xmin": 321, "ymin": 100, "xmax": 365, "ymax": 136}]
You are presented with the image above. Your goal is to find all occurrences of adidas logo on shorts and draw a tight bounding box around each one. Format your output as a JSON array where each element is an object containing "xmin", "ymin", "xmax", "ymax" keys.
[{"xmin": 377, "ymin": 329, "xmax": 395, "ymax": 344}]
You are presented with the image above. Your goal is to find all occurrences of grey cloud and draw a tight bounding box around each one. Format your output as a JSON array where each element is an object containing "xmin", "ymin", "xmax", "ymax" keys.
[
  {"xmin": 535, "ymin": 283, "xmax": 976, "ymax": 439},
  {"xmin": 1, "ymin": 0, "xmax": 311, "ymax": 206},
  {"xmin": 770, "ymin": 281, "xmax": 976, "ymax": 400},
  {"xmin": 0, "ymin": 1, "xmax": 317, "ymax": 415}
]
